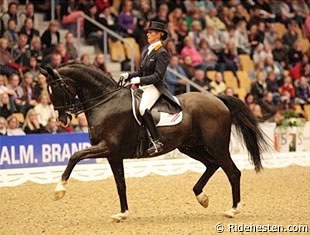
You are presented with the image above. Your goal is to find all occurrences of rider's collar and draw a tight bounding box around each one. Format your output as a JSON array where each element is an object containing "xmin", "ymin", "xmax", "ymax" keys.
[{"xmin": 147, "ymin": 41, "xmax": 162, "ymax": 55}]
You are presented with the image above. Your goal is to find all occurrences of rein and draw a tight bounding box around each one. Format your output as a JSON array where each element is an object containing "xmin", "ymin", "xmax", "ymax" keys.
[{"xmin": 48, "ymin": 75, "xmax": 122, "ymax": 116}]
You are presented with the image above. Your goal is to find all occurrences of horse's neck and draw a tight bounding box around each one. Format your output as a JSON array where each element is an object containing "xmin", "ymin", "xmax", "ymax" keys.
[{"xmin": 83, "ymin": 88, "xmax": 131, "ymax": 120}]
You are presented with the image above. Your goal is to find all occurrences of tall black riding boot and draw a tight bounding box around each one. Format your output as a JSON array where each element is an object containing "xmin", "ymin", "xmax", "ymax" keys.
[{"xmin": 142, "ymin": 109, "xmax": 163, "ymax": 156}]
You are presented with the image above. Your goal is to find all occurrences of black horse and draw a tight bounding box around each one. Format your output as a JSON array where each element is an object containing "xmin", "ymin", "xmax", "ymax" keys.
[{"xmin": 41, "ymin": 63, "xmax": 268, "ymax": 221}]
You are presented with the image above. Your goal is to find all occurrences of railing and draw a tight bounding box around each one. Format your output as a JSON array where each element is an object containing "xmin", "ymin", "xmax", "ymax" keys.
[
  {"xmin": 48, "ymin": 0, "xmax": 134, "ymax": 71},
  {"xmin": 166, "ymin": 67, "xmax": 207, "ymax": 93},
  {"xmin": 77, "ymin": 13, "xmax": 135, "ymax": 72}
]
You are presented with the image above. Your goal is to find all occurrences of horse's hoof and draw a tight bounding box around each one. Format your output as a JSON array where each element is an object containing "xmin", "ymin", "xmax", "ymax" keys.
[
  {"xmin": 224, "ymin": 204, "xmax": 241, "ymax": 218},
  {"xmin": 54, "ymin": 181, "xmax": 67, "ymax": 201},
  {"xmin": 196, "ymin": 192, "xmax": 209, "ymax": 208},
  {"xmin": 110, "ymin": 210, "xmax": 129, "ymax": 223}
]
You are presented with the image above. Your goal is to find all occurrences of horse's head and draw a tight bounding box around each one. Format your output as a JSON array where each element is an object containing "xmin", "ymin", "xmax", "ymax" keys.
[{"xmin": 40, "ymin": 67, "xmax": 76, "ymax": 127}]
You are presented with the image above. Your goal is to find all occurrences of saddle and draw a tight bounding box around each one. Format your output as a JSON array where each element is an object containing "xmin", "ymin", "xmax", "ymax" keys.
[
  {"xmin": 131, "ymin": 88, "xmax": 183, "ymax": 157},
  {"xmin": 131, "ymin": 88, "xmax": 182, "ymax": 126}
]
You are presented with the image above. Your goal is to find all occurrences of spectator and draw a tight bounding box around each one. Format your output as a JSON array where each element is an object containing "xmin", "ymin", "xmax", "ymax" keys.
[
  {"xmin": 175, "ymin": 20, "xmax": 188, "ymax": 52},
  {"xmin": 19, "ymin": 17, "xmax": 40, "ymax": 45},
  {"xmin": 34, "ymin": 92, "xmax": 55, "ymax": 126},
  {"xmin": 272, "ymin": 38, "xmax": 288, "ymax": 69},
  {"xmin": 19, "ymin": 2, "xmax": 38, "ymax": 29},
  {"xmin": 203, "ymin": 25, "xmax": 223, "ymax": 53},
  {"xmin": 95, "ymin": 0, "xmax": 111, "ymax": 12},
  {"xmin": 26, "ymin": 56, "xmax": 40, "ymax": 81},
  {"xmin": 165, "ymin": 38, "xmax": 178, "ymax": 56},
  {"xmin": 6, "ymin": 114, "xmax": 25, "ymax": 136},
  {"xmin": 118, "ymin": 1, "xmax": 137, "ymax": 38},
  {"xmin": 181, "ymin": 55, "xmax": 195, "ymax": 78},
  {"xmin": 0, "ymin": 92, "xmax": 17, "ymax": 118},
  {"xmin": 0, "ymin": 116, "xmax": 7, "ymax": 135},
  {"xmin": 74, "ymin": 113, "xmax": 88, "ymax": 133},
  {"xmin": 198, "ymin": 39, "xmax": 218, "ymax": 70},
  {"xmin": 33, "ymin": 73, "xmax": 47, "ymax": 99},
  {"xmin": 260, "ymin": 91, "xmax": 278, "ymax": 122},
  {"xmin": 250, "ymin": 71, "xmax": 267, "ymax": 103},
  {"xmin": 55, "ymin": 42, "xmax": 70, "ymax": 63},
  {"xmin": 244, "ymin": 93, "xmax": 256, "ymax": 112},
  {"xmin": 264, "ymin": 23, "xmax": 277, "ymax": 47},
  {"xmin": 30, "ymin": 36, "xmax": 43, "ymax": 65},
  {"xmin": 287, "ymin": 41, "xmax": 303, "ymax": 68},
  {"xmin": 232, "ymin": 4, "xmax": 249, "ymax": 25},
  {"xmin": 264, "ymin": 55, "xmax": 284, "ymax": 81},
  {"xmin": 97, "ymin": 6, "xmax": 120, "ymax": 41},
  {"xmin": 80, "ymin": 53, "xmax": 90, "ymax": 65},
  {"xmin": 266, "ymin": 70, "xmax": 281, "ymax": 104},
  {"xmin": 1, "ymin": 2, "xmax": 19, "ymax": 32},
  {"xmin": 64, "ymin": 32, "xmax": 78, "ymax": 61},
  {"xmin": 7, "ymin": 73, "xmax": 26, "ymax": 114},
  {"xmin": 282, "ymin": 21, "xmax": 299, "ymax": 49},
  {"xmin": 295, "ymin": 76, "xmax": 310, "ymax": 104},
  {"xmin": 84, "ymin": 4, "xmax": 103, "ymax": 51},
  {"xmin": 165, "ymin": 54, "xmax": 187, "ymax": 95},
  {"xmin": 248, "ymin": 24, "xmax": 260, "ymax": 53},
  {"xmin": 45, "ymin": 51, "xmax": 62, "ymax": 68},
  {"xmin": 0, "ymin": 37, "xmax": 19, "ymax": 76},
  {"xmin": 152, "ymin": 3, "xmax": 169, "ymax": 23},
  {"xmin": 45, "ymin": 116, "xmax": 62, "ymax": 134},
  {"xmin": 11, "ymin": 32, "xmax": 31, "ymax": 67},
  {"xmin": 21, "ymin": 72, "xmax": 37, "ymax": 110},
  {"xmin": 59, "ymin": 0, "xmax": 84, "ymax": 34},
  {"xmin": 0, "ymin": 74, "xmax": 15, "ymax": 97},
  {"xmin": 41, "ymin": 20, "xmax": 60, "ymax": 56},
  {"xmin": 280, "ymin": 74, "xmax": 295, "ymax": 105},
  {"xmin": 2, "ymin": 18, "xmax": 18, "ymax": 49},
  {"xmin": 188, "ymin": 20, "xmax": 204, "ymax": 48},
  {"xmin": 23, "ymin": 108, "xmax": 47, "ymax": 134},
  {"xmin": 209, "ymin": 71, "xmax": 226, "ymax": 95},
  {"xmin": 168, "ymin": 7, "xmax": 183, "ymax": 30},
  {"xmin": 180, "ymin": 36, "xmax": 207, "ymax": 70},
  {"xmin": 235, "ymin": 20, "xmax": 251, "ymax": 54},
  {"xmin": 205, "ymin": 7, "xmax": 226, "ymax": 32},
  {"xmin": 224, "ymin": 87, "xmax": 238, "ymax": 98},
  {"xmin": 217, "ymin": 41, "xmax": 240, "ymax": 86},
  {"xmin": 93, "ymin": 53, "xmax": 108, "ymax": 73}
]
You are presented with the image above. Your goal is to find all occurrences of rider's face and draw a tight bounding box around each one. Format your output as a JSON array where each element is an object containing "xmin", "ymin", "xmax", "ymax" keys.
[{"xmin": 147, "ymin": 30, "xmax": 161, "ymax": 44}]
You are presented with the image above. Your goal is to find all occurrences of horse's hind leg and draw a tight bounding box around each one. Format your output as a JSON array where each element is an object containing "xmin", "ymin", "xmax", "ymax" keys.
[
  {"xmin": 217, "ymin": 153, "xmax": 241, "ymax": 218},
  {"xmin": 54, "ymin": 143, "xmax": 109, "ymax": 200},
  {"xmin": 178, "ymin": 146, "xmax": 219, "ymax": 208}
]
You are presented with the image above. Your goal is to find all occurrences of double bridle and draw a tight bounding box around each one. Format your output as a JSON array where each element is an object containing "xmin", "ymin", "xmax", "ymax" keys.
[{"xmin": 48, "ymin": 71, "xmax": 122, "ymax": 116}]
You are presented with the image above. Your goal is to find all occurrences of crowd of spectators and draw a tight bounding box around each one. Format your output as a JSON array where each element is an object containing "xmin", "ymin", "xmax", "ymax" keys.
[{"xmin": 0, "ymin": 0, "xmax": 310, "ymax": 136}]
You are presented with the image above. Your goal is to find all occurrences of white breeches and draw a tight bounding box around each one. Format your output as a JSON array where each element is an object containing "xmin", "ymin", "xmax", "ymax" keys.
[{"xmin": 139, "ymin": 85, "xmax": 160, "ymax": 115}]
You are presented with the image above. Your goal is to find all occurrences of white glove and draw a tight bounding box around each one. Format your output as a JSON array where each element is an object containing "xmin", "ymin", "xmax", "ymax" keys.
[
  {"xmin": 120, "ymin": 72, "xmax": 129, "ymax": 80},
  {"xmin": 130, "ymin": 77, "xmax": 140, "ymax": 84}
]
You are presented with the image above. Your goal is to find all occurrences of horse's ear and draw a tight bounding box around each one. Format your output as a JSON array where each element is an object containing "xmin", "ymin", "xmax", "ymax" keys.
[
  {"xmin": 45, "ymin": 66, "xmax": 55, "ymax": 77},
  {"xmin": 39, "ymin": 66, "xmax": 48, "ymax": 77}
]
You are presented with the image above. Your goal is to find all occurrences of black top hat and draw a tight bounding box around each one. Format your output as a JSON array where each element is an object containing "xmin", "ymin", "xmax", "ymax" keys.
[{"xmin": 146, "ymin": 21, "xmax": 168, "ymax": 40}]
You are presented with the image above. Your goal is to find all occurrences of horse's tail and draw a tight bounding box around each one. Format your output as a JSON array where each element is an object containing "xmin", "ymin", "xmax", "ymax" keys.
[{"xmin": 218, "ymin": 95, "xmax": 269, "ymax": 172}]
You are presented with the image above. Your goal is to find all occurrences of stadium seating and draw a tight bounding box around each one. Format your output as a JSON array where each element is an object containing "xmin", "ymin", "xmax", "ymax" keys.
[{"xmin": 223, "ymin": 71, "xmax": 238, "ymax": 89}]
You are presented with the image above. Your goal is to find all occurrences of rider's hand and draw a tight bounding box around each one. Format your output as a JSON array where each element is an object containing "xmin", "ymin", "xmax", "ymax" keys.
[
  {"xmin": 120, "ymin": 72, "xmax": 129, "ymax": 81},
  {"xmin": 130, "ymin": 77, "xmax": 140, "ymax": 84}
]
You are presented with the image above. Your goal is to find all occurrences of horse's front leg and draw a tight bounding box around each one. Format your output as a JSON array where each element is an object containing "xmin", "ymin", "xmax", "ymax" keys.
[
  {"xmin": 109, "ymin": 159, "xmax": 129, "ymax": 222},
  {"xmin": 54, "ymin": 143, "xmax": 109, "ymax": 200}
]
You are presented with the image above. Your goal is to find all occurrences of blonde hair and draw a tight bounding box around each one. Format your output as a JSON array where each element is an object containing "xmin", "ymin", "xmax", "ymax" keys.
[
  {"xmin": 23, "ymin": 108, "xmax": 38, "ymax": 130},
  {"xmin": 7, "ymin": 115, "xmax": 19, "ymax": 127}
]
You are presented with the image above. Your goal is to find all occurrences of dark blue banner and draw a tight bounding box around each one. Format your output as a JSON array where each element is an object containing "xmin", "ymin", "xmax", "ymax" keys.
[{"xmin": 0, "ymin": 133, "xmax": 95, "ymax": 169}]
